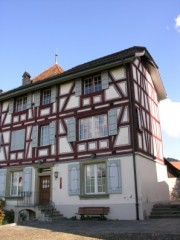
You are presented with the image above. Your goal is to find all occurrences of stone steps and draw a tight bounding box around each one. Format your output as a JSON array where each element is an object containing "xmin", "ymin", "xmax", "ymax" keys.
[
  {"xmin": 150, "ymin": 203, "xmax": 180, "ymax": 219},
  {"xmin": 38, "ymin": 204, "xmax": 64, "ymax": 221}
]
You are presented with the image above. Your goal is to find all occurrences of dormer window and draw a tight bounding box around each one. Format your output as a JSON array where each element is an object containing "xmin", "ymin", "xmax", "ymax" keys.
[
  {"xmin": 84, "ymin": 75, "xmax": 102, "ymax": 94},
  {"xmin": 16, "ymin": 96, "xmax": 27, "ymax": 112},
  {"xmin": 42, "ymin": 89, "xmax": 51, "ymax": 105}
]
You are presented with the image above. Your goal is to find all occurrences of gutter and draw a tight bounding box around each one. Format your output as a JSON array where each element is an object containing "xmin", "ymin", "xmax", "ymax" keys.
[{"xmin": 121, "ymin": 59, "xmax": 139, "ymax": 220}]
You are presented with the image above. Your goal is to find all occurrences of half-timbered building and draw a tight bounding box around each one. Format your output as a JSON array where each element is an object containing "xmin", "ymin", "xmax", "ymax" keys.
[{"xmin": 0, "ymin": 46, "xmax": 169, "ymax": 221}]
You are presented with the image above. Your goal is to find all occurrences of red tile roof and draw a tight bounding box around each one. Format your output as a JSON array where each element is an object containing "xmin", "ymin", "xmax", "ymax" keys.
[{"xmin": 32, "ymin": 64, "xmax": 64, "ymax": 83}]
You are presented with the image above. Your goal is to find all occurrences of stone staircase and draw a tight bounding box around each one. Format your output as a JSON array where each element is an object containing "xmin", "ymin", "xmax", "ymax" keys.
[
  {"xmin": 150, "ymin": 201, "xmax": 180, "ymax": 219},
  {"xmin": 38, "ymin": 202, "xmax": 64, "ymax": 221}
]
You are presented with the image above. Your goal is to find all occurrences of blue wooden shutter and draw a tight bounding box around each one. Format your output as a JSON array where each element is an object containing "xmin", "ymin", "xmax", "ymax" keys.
[
  {"xmin": 51, "ymin": 86, "xmax": 56, "ymax": 103},
  {"xmin": 50, "ymin": 121, "xmax": 56, "ymax": 145},
  {"xmin": 75, "ymin": 79, "xmax": 82, "ymax": 96},
  {"xmin": 108, "ymin": 109, "xmax": 118, "ymax": 136},
  {"xmin": 9, "ymin": 99, "xmax": 14, "ymax": 114},
  {"xmin": 101, "ymin": 71, "xmax": 109, "ymax": 90},
  {"xmin": 11, "ymin": 129, "xmax": 25, "ymax": 151},
  {"xmin": 32, "ymin": 126, "xmax": 38, "ymax": 147},
  {"xmin": 34, "ymin": 91, "xmax": 40, "ymax": 107},
  {"xmin": 27, "ymin": 94, "xmax": 32, "ymax": 109},
  {"xmin": 107, "ymin": 160, "xmax": 121, "ymax": 194},
  {"xmin": 67, "ymin": 117, "xmax": 76, "ymax": 142},
  {"xmin": 68, "ymin": 164, "xmax": 80, "ymax": 196},
  {"xmin": 23, "ymin": 167, "xmax": 32, "ymax": 192},
  {"xmin": 0, "ymin": 169, "xmax": 7, "ymax": 197}
]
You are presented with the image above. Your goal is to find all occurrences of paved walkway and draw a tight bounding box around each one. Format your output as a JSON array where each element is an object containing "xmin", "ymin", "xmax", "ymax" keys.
[{"xmin": 1, "ymin": 218, "xmax": 180, "ymax": 239}]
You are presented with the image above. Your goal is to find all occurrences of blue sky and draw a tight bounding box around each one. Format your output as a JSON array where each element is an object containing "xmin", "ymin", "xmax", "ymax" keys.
[{"xmin": 0, "ymin": 0, "xmax": 180, "ymax": 160}]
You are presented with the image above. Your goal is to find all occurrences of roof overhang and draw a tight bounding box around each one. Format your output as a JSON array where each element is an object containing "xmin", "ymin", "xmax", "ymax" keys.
[
  {"xmin": 147, "ymin": 60, "xmax": 167, "ymax": 101},
  {"xmin": 0, "ymin": 56, "xmax": 133, "ymax": 101},
  {"xmin": 135, "ymin": 50, "xmax": 166, "ymax": 101},
  {"xmin": 0, "ymin": 46, "xmax": 167, "ymax": 102}
]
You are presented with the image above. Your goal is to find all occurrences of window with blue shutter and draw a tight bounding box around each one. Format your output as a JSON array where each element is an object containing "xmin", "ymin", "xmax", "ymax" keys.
[
  {"xmin": 9, "ymin": 99, "xmax": 14, "ymax": 114},
  {"xmin": 75, "ymin": 79, "xmax": 82, "ymax": 96},
  {"xmin": 101, "ymin": 71, "xmax": 109, "ymax": 90},
  {"xmin": 11, "ymin": 129, "xmax": 25, "ymax": 151},
  {"xmin": 23, "ymin": 167, "xmax": 32, "ymax": 193},
  {"xmin": 50, "ymin": 121, "xmax": 56, "ymax": 145},
  {"xmin": 68, "ymin": 164, "xmax": 80, "ymax": 196},
  {"xmin": 34, "ymin": 91, "xmax": 40, "ymax": 107},
  {"xmin": 0, "ymin": 169, "xmax": 7, "ymax": 197},
  {"xmin": 32, "ymin": 125, "xmax": 38, "ymax": 147},
  {"xmin": 108, "ymin": 109, "xmax": 118, "ymax": 136},
  {"xmin": 51, "ymin": 86, "xmax": 56, "ymax": 103},
  {"xmin": 107, "ymin": 160, "xmax": 121, "ymax": 194},
  {"xmin": 67, "ymin": 117, "xmax": 76, "ymax": 142}
]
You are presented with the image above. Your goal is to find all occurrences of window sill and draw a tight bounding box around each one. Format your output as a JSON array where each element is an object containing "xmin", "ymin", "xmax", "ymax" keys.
[{"xmin": 80, "ymin": 194, "xmax": 109, "ymax": 199}]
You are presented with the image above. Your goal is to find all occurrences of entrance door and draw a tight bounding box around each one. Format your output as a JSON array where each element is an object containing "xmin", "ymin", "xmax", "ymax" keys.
[{"xmin": 39, "ymin": 176, "xmax": 51, "ymax": 204}]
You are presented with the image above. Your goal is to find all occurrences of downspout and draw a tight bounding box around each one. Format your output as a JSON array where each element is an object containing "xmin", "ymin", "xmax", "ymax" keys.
[{"xmin": 123, "ymin": 61, "xmax": 139, "ymax": 220}]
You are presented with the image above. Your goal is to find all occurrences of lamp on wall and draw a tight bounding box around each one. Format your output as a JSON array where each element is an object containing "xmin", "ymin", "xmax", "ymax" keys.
[{"xmin": 54, "ymin": 171, "xmax": 59, "ymax": 180}]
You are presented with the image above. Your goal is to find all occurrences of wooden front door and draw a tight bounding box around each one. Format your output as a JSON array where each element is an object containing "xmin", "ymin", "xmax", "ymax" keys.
[{"xmin": 39, "ymin": 176, "xmax": 51, "ymax": 204}]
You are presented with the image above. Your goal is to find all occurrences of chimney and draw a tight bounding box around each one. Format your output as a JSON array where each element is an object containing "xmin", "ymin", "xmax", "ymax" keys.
[{"xmin": 22, "ymin": 72, "xmax": 31, "ymax": 85}]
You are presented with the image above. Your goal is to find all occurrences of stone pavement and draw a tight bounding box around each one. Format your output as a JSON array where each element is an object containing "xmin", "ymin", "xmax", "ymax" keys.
[{"xmin": 1, "ymin": 218, "xmax": 180, "ymax": 240}]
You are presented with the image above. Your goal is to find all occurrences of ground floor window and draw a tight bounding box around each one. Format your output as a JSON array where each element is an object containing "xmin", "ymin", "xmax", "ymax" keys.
[
  {"xmin": 68, "ymin": 159, "xmax": 122, "ymax": 197},
  {"xmin": 85, "ymin": 163, "xmax": 106, "ymax": 194},
  {"xmin": 10, "ymin": 171, "xmax": 23, "ymax": 196}
]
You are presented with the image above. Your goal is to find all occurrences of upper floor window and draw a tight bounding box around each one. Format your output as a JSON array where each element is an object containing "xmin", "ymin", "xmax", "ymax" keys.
[
  {"xmin": 42, "ymin": 89, "xmax": 51, "ymax": 105},
  {"xmin": 16, "ymin": 96, "xmax": 27, "ymax": 112},
  {"xmin": 84, "ymin": 75, "xmax": 102, "ymax": 94},
  {"xmin": 10, "ymin": 171, "xmax": 23, "ymax": 196},
  {"xmin": 79, "ymin": 114, "xmax": 108, "ymax": 140},
  {"xmin": 40, "ymin": 125, "xmax": 50, "ymax": 146}
]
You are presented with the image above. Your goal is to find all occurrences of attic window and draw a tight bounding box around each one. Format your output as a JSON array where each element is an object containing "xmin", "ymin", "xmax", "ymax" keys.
[
  {"xmin": 42, "ymin": 89, "xmax": 51, "ymax": 105},
  {"xmin": 84, "ymin": 75, "xmax": 102, "ymax": 94},
  {"xmin": 16, "ymin": 96, "xmax": 27, "ymax": 112}
]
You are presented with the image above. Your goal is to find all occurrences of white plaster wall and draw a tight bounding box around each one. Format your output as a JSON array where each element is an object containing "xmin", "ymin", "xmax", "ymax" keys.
[
  {"xmin": 136, "ymin": 154, "xmax": 169, "ymax": 219},
  {"xmin": 52, "ymin": 155, "xmax": 137, "ymax": 220}
]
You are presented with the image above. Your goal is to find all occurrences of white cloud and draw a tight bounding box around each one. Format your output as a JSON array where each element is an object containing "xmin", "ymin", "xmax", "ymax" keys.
[
  {"xmin": 159, "ymin": 99, "xmax": 180, "ymax": 138},
  {"xmin": 175, "ymin": 14, "xmax": 180, "ymax": 32}
]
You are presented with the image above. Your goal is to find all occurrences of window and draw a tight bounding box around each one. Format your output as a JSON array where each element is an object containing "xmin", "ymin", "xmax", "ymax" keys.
[
  {"xmin": 79, "ymin": 114, "xmax": 108, "ymax": 140},
  {"xmin": 16, "ymin": 96, "xmax": 27, "ymax": 112},
  {"xmin": 42, "ymin": 89, "xmax": 51, "ymax": 105},
  {"xmin": 10, "ymin": 171, "xmax": 23, "ymax": 196},
  {"xmin": 84, "ymin": 75, "xmax": 102, "ymax": 94},
  {"xmin": 40, "ymin": 125, "xmax": 50, "ymax": 146},
  {"xmin": 85, "ymin": 163, "xmax": 106, "ymax": 194},
  {"xmin": 68, "ymin": 160, "xmax": 121, "ymax": 197}
]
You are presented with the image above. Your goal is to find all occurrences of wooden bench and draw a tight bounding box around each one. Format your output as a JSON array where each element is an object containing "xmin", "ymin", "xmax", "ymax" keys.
[{"xmin": 77, "ymin": 207, "xmax": 110, "ymax": 219}]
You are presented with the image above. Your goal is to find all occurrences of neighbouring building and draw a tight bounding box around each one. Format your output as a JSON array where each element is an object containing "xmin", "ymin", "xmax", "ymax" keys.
[{"xmin": 0, "ymin": 46, "xmax": 170, "ymax": 221}]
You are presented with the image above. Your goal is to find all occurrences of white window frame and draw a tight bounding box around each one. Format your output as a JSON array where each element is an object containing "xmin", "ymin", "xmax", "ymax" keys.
[
  {"xmin": 40, "ymin": 125, "xmax": 50, "ymax": 146},
  {"xmin": 84, "ymin": 75, "xmax": 102, "ymax": 95},
  {"xmin": 10, "ymin": 171, "xmax": 23, "ymax": 196},
  {"xmin": 79, "ymin": 114, "xmax": 108, "ymax": 140},
  {"xmin": 84, "ymin": 163, "xmax": 106, "ymax": 195},
  {"xmin": 42, "ymin": 89, "xmax": 51, "ymax": 105},
  {"xmin": 16, "ymin": 96, "xmax": 27, "ymax": 112}
]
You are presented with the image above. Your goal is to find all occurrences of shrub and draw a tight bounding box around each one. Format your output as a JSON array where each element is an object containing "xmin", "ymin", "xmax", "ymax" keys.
[
  {"xmin": 0, "ymin": 209, "xmax": 5, "ymax": 225},
  {"xmin": 4, "ymin": 210, "xmax": 14, "ymax": 224},
  {"xmin": 0, "ymin": 199, "xmax": 6, "ymax": 225}
]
